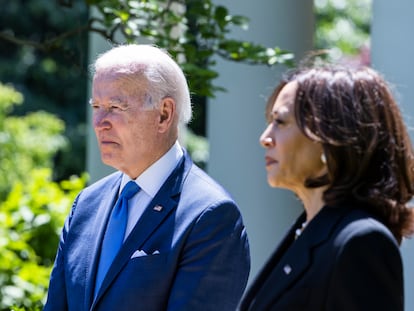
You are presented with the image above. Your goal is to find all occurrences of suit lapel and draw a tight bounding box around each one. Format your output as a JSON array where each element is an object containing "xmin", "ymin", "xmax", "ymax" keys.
[
  {"xmin": 247, "ymin": 206, "xmax": 348, "ymax": 310},
  {"xmin": 92, "ymin": 153, "xmax": 190, "ymax": 305},
  {"xmin": 85, "ymin": 174, "xmax": 122, "ymax": 309}
]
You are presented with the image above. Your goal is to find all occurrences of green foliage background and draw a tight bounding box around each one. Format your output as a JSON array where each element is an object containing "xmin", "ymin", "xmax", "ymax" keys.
[
  {"xmin": 0, "ymin": 0, "xmax": 90, "ymax": 182},
  {"xmin": 0, "ymin": 84, "xmax": 87, "ymax": 310},
  {"xmin": 314, "ymin": 0, "xmax": 371, "ymax": 63}
]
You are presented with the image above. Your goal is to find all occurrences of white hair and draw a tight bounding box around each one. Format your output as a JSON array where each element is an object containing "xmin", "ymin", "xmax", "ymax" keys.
[{"xmin": 92, "ymin": 44, "xmax": 192, "ymax": 124}]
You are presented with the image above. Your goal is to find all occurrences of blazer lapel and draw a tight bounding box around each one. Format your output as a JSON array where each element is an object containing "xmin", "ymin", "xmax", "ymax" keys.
[
  {"xmin": 240, "ymin": 213, "xmax": 305, "ymax": 310},
  {"xmin": 247, "ymin": 206, "xmax": 348, "ymax": 310},
  {"xmin": 92, "ymin": 153, "xmax": 190, "ymax": 305}
]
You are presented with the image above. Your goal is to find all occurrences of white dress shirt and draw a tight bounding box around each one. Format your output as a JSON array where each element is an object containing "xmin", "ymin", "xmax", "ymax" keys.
[{"xmin": 119, "ymin": 141, "xmax": 184, "ymax": 240}]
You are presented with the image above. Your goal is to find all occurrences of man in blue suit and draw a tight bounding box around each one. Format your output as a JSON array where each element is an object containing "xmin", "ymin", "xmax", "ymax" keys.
[{"xmin": 44, "ymin": 44, "xmax": 250, "ymax": 311}]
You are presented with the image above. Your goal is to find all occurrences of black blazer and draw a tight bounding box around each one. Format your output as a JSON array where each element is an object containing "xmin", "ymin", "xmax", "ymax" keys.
[{"xmin": 239, "ymin": 204, "xmax": 403, "ymax": 311}]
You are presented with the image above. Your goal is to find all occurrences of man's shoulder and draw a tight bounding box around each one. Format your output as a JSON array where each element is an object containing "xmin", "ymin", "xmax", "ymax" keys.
[{"xmin": 182, "ymin": 164, "xmax": 236, "ymax": 204}]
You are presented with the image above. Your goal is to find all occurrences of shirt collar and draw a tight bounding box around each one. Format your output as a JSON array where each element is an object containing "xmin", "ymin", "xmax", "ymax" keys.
[{"xmin": 121, "ymin": 141, "xmax": 183, "ymax": 198}]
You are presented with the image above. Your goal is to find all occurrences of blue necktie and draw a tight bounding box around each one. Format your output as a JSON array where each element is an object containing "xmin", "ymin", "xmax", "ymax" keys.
[{"xmin": 94, "ymin": 181, "xmax": 140, "ymax": 296}]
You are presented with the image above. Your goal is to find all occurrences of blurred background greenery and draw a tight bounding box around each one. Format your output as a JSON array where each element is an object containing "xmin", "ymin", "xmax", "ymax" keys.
[{"xmin": 0, "ymin": 0, "xmax": 370, "ymax": 309}]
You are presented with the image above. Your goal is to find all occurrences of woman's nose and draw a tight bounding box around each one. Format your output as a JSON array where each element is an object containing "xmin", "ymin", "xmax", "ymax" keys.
[
  {"xmin": 260, "ymin": 127, "xmax": 274, "ymax": 148},
  {"xmin": 260, "ymin": 136, "xmax": 274, "ymax": 148}
]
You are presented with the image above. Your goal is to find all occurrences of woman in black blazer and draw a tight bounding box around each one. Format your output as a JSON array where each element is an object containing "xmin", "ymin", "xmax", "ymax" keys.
[{"xmin": 240, "ymin": 65, "xmax": 414, "ymax": 311}]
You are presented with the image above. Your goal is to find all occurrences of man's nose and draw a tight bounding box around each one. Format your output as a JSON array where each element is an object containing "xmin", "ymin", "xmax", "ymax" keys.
[{"xmin": 93, "ymin": 109, "xmax": 111, "ymax": 129}]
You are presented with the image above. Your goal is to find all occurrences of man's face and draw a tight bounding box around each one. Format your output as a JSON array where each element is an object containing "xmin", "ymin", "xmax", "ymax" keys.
[{"xmin": 91, "ymin": 71, "xmax": 162, "ymax": 178}]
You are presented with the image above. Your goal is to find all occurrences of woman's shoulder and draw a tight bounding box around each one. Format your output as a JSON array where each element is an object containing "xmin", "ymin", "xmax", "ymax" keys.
[{"xmin": 332, "ymin": 206, "xmax": 399, "ymax": 249}]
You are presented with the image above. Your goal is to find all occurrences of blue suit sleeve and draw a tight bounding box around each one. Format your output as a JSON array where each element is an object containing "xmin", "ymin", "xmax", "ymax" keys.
[
  {"xmin": 166, "ymin": 201, "xmax": 250, "ymax": 311},
  {"xmin": 43, "ymin": 197, "xmax": 78, "ymax": 311}
]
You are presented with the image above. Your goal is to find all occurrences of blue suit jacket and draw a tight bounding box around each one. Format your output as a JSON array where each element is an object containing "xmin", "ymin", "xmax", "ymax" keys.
[
  {"xmin": 44, "ymin": 151, "xmax": 250, "ymax": 311},
  {"xmin": 239, "ymin": 204, "xmax": 403, "ymax": 311}
]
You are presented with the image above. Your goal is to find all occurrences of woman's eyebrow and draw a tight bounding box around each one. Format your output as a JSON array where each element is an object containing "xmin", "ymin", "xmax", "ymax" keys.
[{"xmin": 272, "ymin": 105, "xmax": 289, "ymax": 117}]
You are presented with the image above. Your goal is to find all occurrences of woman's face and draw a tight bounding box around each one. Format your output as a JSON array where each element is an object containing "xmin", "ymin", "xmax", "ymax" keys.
[{"xmin": 260, "ymin": 81, "xmax": 326, "ymax": 192}]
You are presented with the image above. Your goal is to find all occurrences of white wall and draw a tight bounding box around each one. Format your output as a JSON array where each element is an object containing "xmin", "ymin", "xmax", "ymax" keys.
[
  {"xmin": 207, "ymin": 0, "xmax": 314, "ymax": 282},
  {"xmin": 371, "ymin": 2, "xmax": 414, "ymax": 309},
  {"xmin": 86, "ymin": 9, "xmax": 116, "ymax": 183}
]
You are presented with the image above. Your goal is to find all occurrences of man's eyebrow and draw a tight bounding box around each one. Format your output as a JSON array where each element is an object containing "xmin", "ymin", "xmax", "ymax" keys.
[
  {"xmin": 108, "ymin": 98, "xmax": 128, "ymax": 106},
  {"xmin": 88, "ymin": 97, "xmax": 129, "ymax": 106}
]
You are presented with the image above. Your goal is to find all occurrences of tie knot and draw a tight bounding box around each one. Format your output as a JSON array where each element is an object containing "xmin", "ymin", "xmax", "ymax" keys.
[{"xmin": 121, "ymin": 181, "xmax": 140, "ymax": 200}]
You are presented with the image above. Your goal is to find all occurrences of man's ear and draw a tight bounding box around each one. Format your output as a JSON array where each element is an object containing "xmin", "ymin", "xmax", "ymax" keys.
[{"xmin": 158, "ymin": 97, "xmax": 176, "ymax": 133}]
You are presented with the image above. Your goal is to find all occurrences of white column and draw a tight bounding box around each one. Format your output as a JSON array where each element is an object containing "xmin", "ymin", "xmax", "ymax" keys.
[
  {"xmin": 371, "ymin": 1, "xmax": 414, "ymax": 310},
  {"xmin": 207, "ymin": 0, "xmax": 314, "ymax": 282},
  {"xmin": 86, "ymin": 9, "xmax": 116, "ymax": 183}
]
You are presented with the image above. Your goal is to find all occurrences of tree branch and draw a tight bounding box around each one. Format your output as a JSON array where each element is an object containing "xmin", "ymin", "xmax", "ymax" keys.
[
  {"xmin": 0, "ymin": 31, "xmax": 46, "ymax": 51},
  {"xmin": 0, "ymin": 19, "xmax": 110, "ymax": 52}
]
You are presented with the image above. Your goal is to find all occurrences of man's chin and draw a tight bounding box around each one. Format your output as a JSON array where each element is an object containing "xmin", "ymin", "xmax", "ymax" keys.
[{"xmin": 100, "ymin": 155, "xmax": 119, "ymax": 168}]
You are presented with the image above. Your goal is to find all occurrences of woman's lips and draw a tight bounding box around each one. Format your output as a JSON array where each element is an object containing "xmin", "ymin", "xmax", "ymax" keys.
[{"xmin": 265, "ymin": 156, "xmax": 277, "ymax": 167}]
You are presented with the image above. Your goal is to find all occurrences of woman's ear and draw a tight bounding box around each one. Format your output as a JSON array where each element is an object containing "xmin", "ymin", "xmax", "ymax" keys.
[{"xmin": 158, "ymin": 97, "xmax": 176, "ymax": 133}]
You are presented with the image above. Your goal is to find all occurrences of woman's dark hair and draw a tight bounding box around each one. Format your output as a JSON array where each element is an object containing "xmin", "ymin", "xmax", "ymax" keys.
[{"xmin": 267, "ymin": 65, "xmax": 414, "ymax": 243}]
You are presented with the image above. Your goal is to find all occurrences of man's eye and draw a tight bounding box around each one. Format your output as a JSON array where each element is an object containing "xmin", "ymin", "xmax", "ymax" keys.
[
  {"xmin": 110, "ymin": 104, "xmax": 128, "ymax": 112},
  {"xmin": 89, "ymin": 102, "xmax": 129, "ymax": 112}
]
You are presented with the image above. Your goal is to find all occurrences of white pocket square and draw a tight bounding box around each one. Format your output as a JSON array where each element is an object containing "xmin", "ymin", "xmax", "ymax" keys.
[{"xmin": 131, "ymin": 249, "xmax": 160, "ymax": 259}]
